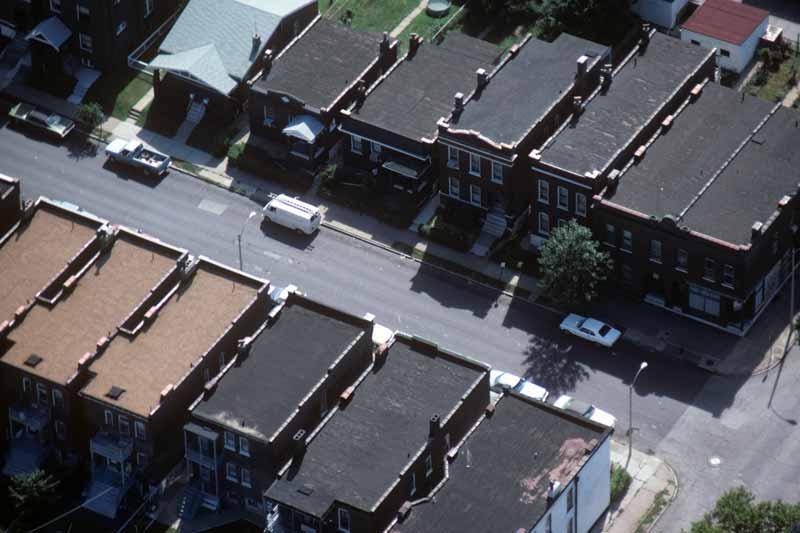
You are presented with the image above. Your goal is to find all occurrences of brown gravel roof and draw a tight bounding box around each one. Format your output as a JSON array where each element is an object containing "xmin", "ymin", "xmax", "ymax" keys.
[
  {"xmin": 1, "ymin": 231, "xmax": 180, "ymax": 384},
  {"xmin": 82, "ymin": 261, "xmax": 263, "ymax": 417},
  {"xmin": 0, "ymin": 204, "xmax": 101, "ymax": 323}
]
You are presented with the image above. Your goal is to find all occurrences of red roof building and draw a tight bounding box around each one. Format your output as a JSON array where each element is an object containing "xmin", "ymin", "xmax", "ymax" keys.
[{"xmin": 682, "ymin": 0, "xmax": 769, "ymax": 45}]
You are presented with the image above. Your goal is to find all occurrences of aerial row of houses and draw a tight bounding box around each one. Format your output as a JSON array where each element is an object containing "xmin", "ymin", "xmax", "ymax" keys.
[{"xmin": 0, "ymin": 189, "xmax": 612, "ymax": 532}]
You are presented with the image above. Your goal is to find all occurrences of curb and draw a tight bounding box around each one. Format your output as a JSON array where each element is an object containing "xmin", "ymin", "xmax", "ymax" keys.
[{"xmin": 644, "ymin": 459, "xmax": 680, "ymax": 533}]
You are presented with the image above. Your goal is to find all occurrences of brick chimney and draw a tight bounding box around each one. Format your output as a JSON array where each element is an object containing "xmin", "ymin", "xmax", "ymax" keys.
[
  {"xmin": 576, "ymin": 55, "xmax": 589, "ymax": 79},
  {"xmin": 476, "ymin": 68, "xmax": 488, "ymax": 90},
  {"xmin": 429, "ymin": 413, "xmax": 440, "ymax": 438},
  {"xmin": 600, "ymin": 63, "xmax": 613, "ymax": 91},
  {"xmin": 454, "ymin": 92, "xmax": 464, "ymax": 111},
  {"xmin": 408, "ymin": 33, "xmax": 422, "ymax": 57},
  {"xmin": 260, "ymin": 49, "xmax": 273, "ymax": 80}
]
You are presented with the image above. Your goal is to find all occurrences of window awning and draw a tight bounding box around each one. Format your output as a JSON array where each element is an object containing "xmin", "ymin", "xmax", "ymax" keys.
[
  {"xmin": 26, "ymin": 17, "xmax": 71, "ymax": 51},
  {"xmin": 282, "ymin": 115, "xmax": 324, "ymax": 143}
]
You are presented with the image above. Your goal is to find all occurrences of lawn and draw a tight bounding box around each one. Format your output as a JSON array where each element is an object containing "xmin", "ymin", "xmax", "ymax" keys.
[
  {"xmin": 83, "ymin": 69, "xmax": 152, "ymax": 120},
  {"xmin": 746, "ymin": 50, "xmax": 800, "ymax": 103},
  {"xmin": 397, "ymin": 4, "xmax": 465, "ymax": 45},
  {"xmin": 323, "ymin": 0, "xmax": 421, "ymax": 34}
]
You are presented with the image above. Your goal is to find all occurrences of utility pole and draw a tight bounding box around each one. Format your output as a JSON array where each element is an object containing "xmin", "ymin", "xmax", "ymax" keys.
[{"xmin": 626, "ymin": 361, "xmax": 648, "ymax": 468}]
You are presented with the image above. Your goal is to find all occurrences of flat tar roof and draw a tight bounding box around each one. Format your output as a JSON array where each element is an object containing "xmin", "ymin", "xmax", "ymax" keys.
[
  {"xmin": 266, "ymin": 336, "xmax": 486, "ymax": 517},
  {"xmin": 350, "ymin": 33, "xmax": 500, "ymax": 142},
  {"xmin": 0, "ymin": 232, "xmax": 181, "ymax": 385},
  {"xmin": 193, "ymin": 294, "xmax": 369, "ymax": 441},
  {"xmin": 391, "ymin": 393, "xmax": 608, "ymax": 533},
  {"xmin": 82, "ymin": 260, "xmax": 263, "ymax": 417},
  {"xmin": 540, "ymin": 32, "xmax": 711, "ymax": 176},
  {"xmin": 451, "ymin": 34, "xmax": 606, "ymax": 146},
  {"xmin": 0, "ymin": 203, "xmax": 102, "ymax": 323}
]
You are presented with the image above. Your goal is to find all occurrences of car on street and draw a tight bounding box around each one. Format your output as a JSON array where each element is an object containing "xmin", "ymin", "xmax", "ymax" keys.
[
  {"xmin": 553, "ymin": 394, "xmax": 616, "ymax": 428},
  {"xmin": 262, "ymin": 194, "xmax": 322, "ymax": 235},
  {"xmin": 559, "ymin": 313, "xmax": 622, "ymax": 347},
  {"xmin": 105, "ymin": 138, "xmax": 171, "ymax": 176},
  {"xmin": 8, "ymin": 102, "xmax": 74, "ymax": 139},
  {"xmin": 489, "ymin": 369, "xmax": 549, "ymax": 402}
]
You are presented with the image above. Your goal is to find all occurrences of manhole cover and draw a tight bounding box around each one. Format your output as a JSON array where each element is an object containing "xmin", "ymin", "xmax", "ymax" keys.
[{"xmin": 709, "ymin": 456, "xmax": 721, "ymax": 467}]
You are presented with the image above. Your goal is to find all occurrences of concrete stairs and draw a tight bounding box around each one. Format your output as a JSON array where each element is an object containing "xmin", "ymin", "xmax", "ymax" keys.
[
  {"xmin": 177, "ymin": 484, "xmax": 203, "ymax": 521},
  {"xmin": 470, "ymin": 209, "xmax": 507, "ymax": 257},
  {"xmin": 186, "ymin": 100, "xmax": 206, "ymax": 124}
]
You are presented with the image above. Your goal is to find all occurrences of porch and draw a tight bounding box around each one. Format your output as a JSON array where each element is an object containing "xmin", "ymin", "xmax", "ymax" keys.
[{"xmin": 2, "ymin": 432, "xmax": 49, "ymax": 477}]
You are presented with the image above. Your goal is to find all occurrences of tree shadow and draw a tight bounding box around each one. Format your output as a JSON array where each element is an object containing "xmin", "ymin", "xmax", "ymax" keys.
[
  {"xmin": 408, "ymin": 261, "xmax": 497, "ymax": 318},
  {"xmin": 65, "ymin": 132, "xmax": 99, "ymax": 161}
]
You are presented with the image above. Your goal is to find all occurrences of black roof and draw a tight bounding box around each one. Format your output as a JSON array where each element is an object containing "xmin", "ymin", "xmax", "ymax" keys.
[
  {"xmin": 392, "ymin": 393, "xmax": 608, "ymax": 533},
  {"xmin": 348, "ymin": 33, "xmax": 501, "ymax": 142},
  {"xmin": 608, "ymin": 84, "xmax": 800, "ymax": 245},
  {"xmin": 265, "ymin": 336, "xmax": 486, "ymax": 517},
  {"xmin": 193, "ymin": 295, "xmax": 369, "ymax": 441},
  {"xmin": 253, "ymin": 19, "xmax": 384, "ymax": 111},
  {"xmin": 450, "ymin": 34, "xmax": 606, "ymax": 147},
  {"xmin": 540, "ymin": 32, "xmax": 711, "ymax": 176}
]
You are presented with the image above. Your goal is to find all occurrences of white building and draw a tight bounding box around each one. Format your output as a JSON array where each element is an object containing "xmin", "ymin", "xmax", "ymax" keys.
[
  {"xmin": 631, "ymin": 0, "xmax": 691, "ymax": 30},
  {"xmin": 681, "ymin": 0, "xmax": 769, "ymax": 73}
]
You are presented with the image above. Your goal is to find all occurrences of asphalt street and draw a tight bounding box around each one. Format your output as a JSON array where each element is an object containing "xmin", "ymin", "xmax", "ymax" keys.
[{"xmin": 1, "ymin": 125, "xmax": 799, "ymax": 531}]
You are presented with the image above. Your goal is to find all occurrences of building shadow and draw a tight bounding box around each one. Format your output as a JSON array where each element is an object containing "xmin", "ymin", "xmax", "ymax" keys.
[{"xmin": 408, "ymin": 261, "xmax": 497, "ymax": 318}]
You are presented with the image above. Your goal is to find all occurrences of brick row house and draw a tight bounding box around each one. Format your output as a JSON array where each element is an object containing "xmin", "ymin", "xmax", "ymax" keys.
[
  {"xmin": 181, "ymin": 291, "xmax": 375, "ymax": 522},
  {"xmin": 78, "ymin": 257, "xmax": 268, "ymax": 517},
  {"xmin": 249, "ymin": 17, "xmax": 398, "ymax": 170},
  {"xmin": 148, "ymin": 0, "xmax": 317, "ymax": 122},
  {"xmin": 338, "ymin": 33, "xmax": 501, "ymax": 211},
  {"xmin": 436, "ymin": 33, "xmax": 609, "ymax": 254}
]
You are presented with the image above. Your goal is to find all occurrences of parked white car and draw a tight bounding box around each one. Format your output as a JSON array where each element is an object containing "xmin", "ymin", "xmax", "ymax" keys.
[
  {"xmin": 553, "ymin": 395, "xmax": 616, "ymax": 428},
  {"xmin": 489, "ymin": 370, "xmax": 549, "ymax": 402},
  {"xmin": 559, "ymin": 314, "xmax": 622, "ymax": 347}
]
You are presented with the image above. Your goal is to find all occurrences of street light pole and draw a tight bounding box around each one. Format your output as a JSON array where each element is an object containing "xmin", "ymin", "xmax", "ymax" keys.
[
  {"xmin": 238, "ymin": 211, "xmax": 257, "ymax": 270},
  {"xmin": 627, "ymin": 361, "xmax": 648, "ymax": 468}
]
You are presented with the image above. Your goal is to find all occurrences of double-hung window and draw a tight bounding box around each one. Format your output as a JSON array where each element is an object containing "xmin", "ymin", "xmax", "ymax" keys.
[
  {"xmin": 23, "ymin": 377, "xmax": 31, "ymax": 393},
  {"xmin": 605, "ymin": 224, "xmax": 616, "ymax": 245},
  {"xmin": 371, "ymin": 141, "xmax": 381, "ymax": 154},
  {"xmin": 224, "ymin": 431, "xmax": 236, "ymax": 451},
  {"xmin": 226, "ymin": 463, "xmax": 238, "ymax": 482},
  {"xmin": 722, "ymin": 264, "xmax": 735, "ymax": 287},
  {"xmin": 134, "ymin": 421, "xmax": 146, "ymax": 440},
  {"xmin": 241, "ymin": 467, "xmax": 252, "ymax": 487},
  {"xmin": 79, "ymin": 33, "xmax": 93, "ymax": 52},
  {"xmin": 118, "ymin": 416, "xmax": 130, "ymax": 436},
  {"xmin": 469, "ymin": 153, "xmax": 481, "ymax": 176},
  {"xmin": 575, "ymin": 193, "xmax": 587, "ymax": 217},
  {"xmin": 104, "ymin": 410, "xmax": 114, "ymax": 427},
  {"xmin": 338, "ymin": 508, "xmax": 352, "ymax": 533},
  {"xmin": 36, "ymin": 384, "xmax": 48, "ymax": 406},
  {"xmin": 52, "ymin": 389, "xmax": 64, "ymax": 409},
  {"xmin": 448, "ymin": 177, "xmax": 460, "ymax": 197},
  {"xmin": 239, "ymin": 436, "xmax": 250, "ymax": 457},
  {"xmin": 676, "ymin": 249, "xmax": 688, "ymax": 271},
  {"xmin": 649, "ymin": 240, "xmax": 662, "ymax": 263},
  {"xmin": 622, "ymin": 230, "xmax": 632, "ymax": 252},
  {"xmin": 704, "ymin": 258, "xmax": 716, "ymax": 282},
  {"xmin": 538, "ymin": 180, "xmax": 549, "ymax": 204},
  {"xmin": 491, "ymin": 161, "xmax": 503, "ymax": 184},
  {"xmin": 447, "ymin": 146, "xmax": 459, "ymax": 169},
  {"xmin": 470, "ymin": 185, "xmax": 481, "ymax": 206},
  {"xmin": 557, "ymin": 186, "xmax": 569, "ymax": 211},
  {"xmin": 263, "ymin": 104, "xmax": 274, "ymax": 125},
  {"xmin": 538, "ymin": 212, "xmax": 550, "ymax": 235},
  {"xmin": 350, "ymin": 135, "xmax": 363, "ymax": 155}
]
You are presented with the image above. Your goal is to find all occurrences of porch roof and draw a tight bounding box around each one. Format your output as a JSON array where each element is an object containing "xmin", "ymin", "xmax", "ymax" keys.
[
  {"xmin": 150, "ymin": 44, "xmax": 237, "ymax": 95},
  {"xmin": 282, "ymin": 114, "xmax": 324, "ymax": 143},
  {"xmin": 26, "ymin": 17, "xmax": 71, "ymax": 51}
]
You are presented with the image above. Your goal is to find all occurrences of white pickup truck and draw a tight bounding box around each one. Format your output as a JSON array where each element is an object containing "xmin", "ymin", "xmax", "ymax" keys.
[{"xmin": 105, "ymin": 139, "xmax": 171, "ymax": 176}]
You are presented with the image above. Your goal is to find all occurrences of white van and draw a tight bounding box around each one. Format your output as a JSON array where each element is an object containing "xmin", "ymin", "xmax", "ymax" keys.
[{"xmin": 262, "ymin": 194, "xmax": 322, "ymax": 235}]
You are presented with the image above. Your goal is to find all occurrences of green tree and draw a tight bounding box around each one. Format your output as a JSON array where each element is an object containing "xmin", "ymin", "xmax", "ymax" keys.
[
  {"xmin": 538, "ymin": 219, "xmax": 610, "ymax": 307},
  {"xmin": 7, "ymin": 470, "xmax": 60, "ymax": 531},
  {"xmin": 535, "ymin": 0, "xmax": 634, "ymax": 44},
  {"xmin": 690, "ymin": 487, "xmax": 800, "ymax": 533},
  {"xmin": 75, "ymin": 101, "xmax": 105, "ymax": 132}
]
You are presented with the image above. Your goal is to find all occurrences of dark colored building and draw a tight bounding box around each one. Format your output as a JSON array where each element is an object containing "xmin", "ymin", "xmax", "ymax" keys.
[
  {"xmin": 339, "ymin": 33, "xmax": 501, "ymax": 211},
  {"xmin": 595, "ymin": 81, "xmax": 800, "ymax": 333},
  {"xmin": 436, "ymin": 33, "xmax": 608, "ymax": 248},
  {"xmin": 4, "ymin": 0, "xmax": 179, "ymax": 75},
  {"xmin": 264, "ymin": 333, "xmax": 490, "ymax": 533},
  {"xmin": 529, "ymin": 31, "xmax": 715, "ymax": 249},
  {"xmin": 249, "ymin": 18, "xmax": 398, "ymax": 169},
  {"xmin": 182, "ymin": 291, "xmax": 375, "ymax": 524},
  {"xmin": 79, "ymin": 257, "xmax": 267, "ymax": 518},
  {"xmin": 149, "ymin": 0, "xmax": 317, "ymax": 122},
  {"xmin": 389, "ymin": 392, "xmax": 612, "ymax": 533},
  {"xmin": 0, "ymin": 173, "xmax": 21, "ymax": 236}
]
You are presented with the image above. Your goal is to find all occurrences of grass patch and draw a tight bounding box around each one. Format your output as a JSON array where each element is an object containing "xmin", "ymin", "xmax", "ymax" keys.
[
  {"xmin": 610, "ymin": 464, "xmax": 633, "ymax": 505},
  {"xmin": 83, "ymin": 70, "xmax": 152, "ymax": 120},
  {"xmin": 418, "ymin": 209, "xmax": 477, "ymax": 253},
  {"xmin": 186, "ymin": 115, "xmax": 240, "ymax": 157},
  {"xmin": 635, "ymin": 488, "xmax": 670, "ymax": 533},
  {"xmin": 324, "ymin": 0, "xmax": 420, "ymax": 33},
  {"xmin": 172, "ymin": 159, "xmax": 203, "ymax": 175},
  {"xmin": 746, "ymin": 49, "xmax": 799, "ymax": 103},
  {"xmin": 229, "ymin": 145, "xmax": 313, "ymax": 192}
]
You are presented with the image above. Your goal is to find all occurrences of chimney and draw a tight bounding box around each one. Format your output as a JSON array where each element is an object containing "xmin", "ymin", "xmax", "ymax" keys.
[
  {"xmin": 380, "ymin": 31, "xmax": 390, "ymax": 56},
  {"xmin": 690, "ymin": 83, "xmax": 704, "ymax": 101},
  {"xmin": 576, "ymin": 55, "xmax": 589, "ymax": 78},
  {"xmin": 454, "ymin": 92, "xmax": 464, "ymax": 111},
  {"xmin": 606, "ymin": 169, "xmax": 621, "ymax": 194},
  {"xmin": 429, "ymin": 413, "xmax": 440, "ymax": 437},
  {"xmin": 572, "ymin": 95, "xmax": 584, "ymax": 114},
  {"xmin": 260, "ymin": 49, "xmax": 273, "ymax": 80},
  {"xmin": 234, "ymin": 336, "xmax": 252, "ymax": 366},
  {"xmin": 252, "ymin": 32, "xmax": 262, "ymax": 55},
  {"xmin": 398, "ymin": 502, "xmax": 413, "ymax": 521},
  {"xmin": 751, "ymin": 221, "xmax": 764, "ymax": 241},
  {"xmin": 408, "ymin": 33, "xmax": 422, "ymax": 57},
  {"xmin": 638, "ymin": 23, "xmax": 651, "ymax": 54},
  {"xmin": 476, "ymin": 68, "xmax": 488, "ymax": 90},
  {"xmin": 292, "ymin": 429, "xmax": 307, "ymax": 456},
  {"xmin": 600, "ymin": 63, "xmax": 613, "ymax": 91}
]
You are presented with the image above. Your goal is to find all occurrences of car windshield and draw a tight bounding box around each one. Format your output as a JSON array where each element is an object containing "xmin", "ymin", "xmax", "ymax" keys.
[
  {"xmin": 576, "ymin": 318, "xmax": 587, "ymax": 328},
  {"xmin": 599, "ymin": 325, "xmax": 611, "ymax": 336},
  {"xmin": 46, "ymin": 115, "xmax": 60, "ymax": 127}
]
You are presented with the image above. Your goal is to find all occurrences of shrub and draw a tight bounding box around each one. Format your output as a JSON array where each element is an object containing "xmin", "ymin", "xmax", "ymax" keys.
[
  {"xmin": 75, "ymin": 102, "xmax": 105, "ymax": 131},
  {"xmin": 610, "ymin": 464, "xmax": 632, "ymax": 504}
]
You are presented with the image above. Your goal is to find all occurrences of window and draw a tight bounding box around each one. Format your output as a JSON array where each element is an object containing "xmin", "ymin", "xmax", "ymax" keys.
[
  {"xmin": 52, "ymin": 389, "xmax": 64, "ymax": 409},
  {"xmin": 50, "ymin": 0, "xmax": 62, "ymax": 13},
  {"xmin": 410, "ymin": 472, "xmax": 416, "ymax": 495},
  {"xmin": 538, "ymin": 179, "xmax": 549, "ymax": 204},
  {"xmin": 371, "ymin": 141, "xmax": 381, "ymax": 154},
  {"xmin": 690, "ymin": 39, "xmax": 700, "ymax": 46},
  {"xmin": 649, "ymin": 240, "xmax": 662, "ymax": 262},
  {"xmin": 557, "ymin": 186, "xmax": 569, "ymax": 211},
  {"xmin": 425, "ymin": 455, "xmax": 433, "ymax": 477},
  {"xmin": 622, "ymin": 230, "xmax": 632, "ymax": 252},
  {"xmin": 538, "ymin": 212, "xmax": 550, "ymax": 235},
  {"xmin": 575, "ymin": 193, "xmax": 587, "ymax": 217},
  {"xmin": 224, "ymin": 431, "xmax": 236, "ymax": 451},
  {"xmin": 36, "ymin": 384, "xmax": 48, "ymax": 405},
  {"xmin": 118, "ymin": 416, "xmax": 130, "ymax": 436},
  {"xmin": 605, "ymin": 224, "xmax": 616, "ymax": 245},
  {"xmin": 77, "ymin": 5, "xmax": 90, "ymax": 17},
  {"xmin": 241, "ymin": 467, "xmax": 252, "ymax": 487},
  {"xmin": 55, "ymin": 420, "xmax": 66, "ymax": 440},
  {"xmin": 79, "ymin": 33, "xmax": 93, "ymax": 52},
  {"xmin": 137, "ymin": 452, "xmax": 148, "ymax": 467},
  {"xmin": 567, "ymin": 486, "xmax": 574, "ymax": 511},
  {"xmin": 263, "ymin": 104, "xmax": 274, "ymax": 125},
  {"xmin": 350, "ymin": 135, "xmax": 363, "ymax": 154},
  {"xmin": 144, "ymin": 0, "xmax": 155, "ymax": 18},
  {"xmin": 226, "ymin": 463, "xmax": 238, "ymax": 482},
  {"xmin": 116, "ymin": 21, "xmax": 127, "ymax": 36},
  {"xmin": 720, "ymin": 49, "xmax": 730, "ymax": 57},
  {"xmin": 676, "ymin": 249, "xmax": 688, "ymax": 271},
  {"xmin": 689, "ymin": 285, "xmax": 721, "ymax": 316},
  {"xmin": 239, "ymin": 436, "xmax": 250, "ymax": 457},
  {"xmin": 469, "ymin": 153, "xmax": 481, "ymax": 176},
  {"xmin": 338, "ymin": 508, "xmax": 351, "ymax": 533},
  {"xmin": 704, "ymin": 258, "xmax": 716, "ymax": 281},
  {"xmin": 491, "ymin": 161, "xmax": 504, "ymax": 183},
  {"xmin": 104, "ymin": 410, "xmax": 113, "ymax": 427},
  {"xmin": 470, "ymin": 184, "xmax": 481, "ymax": 206},
  {"xmin": 447, "ymin": 146, "xmax": 459, "ymax": 169},
  {"xmin": 134, "ymin": 421, "xmax": 146, "ymax": 440},
  {"xmin": 23, "ymin": 377, "xmax": 31, "ymax": 393},
  {"xmin": 723, "ymin": 264, "xmax": 735, "ymax": 287},
  {"xmin": 448, "ymin": 177, "xmax": 460, "ymax": 197}
]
